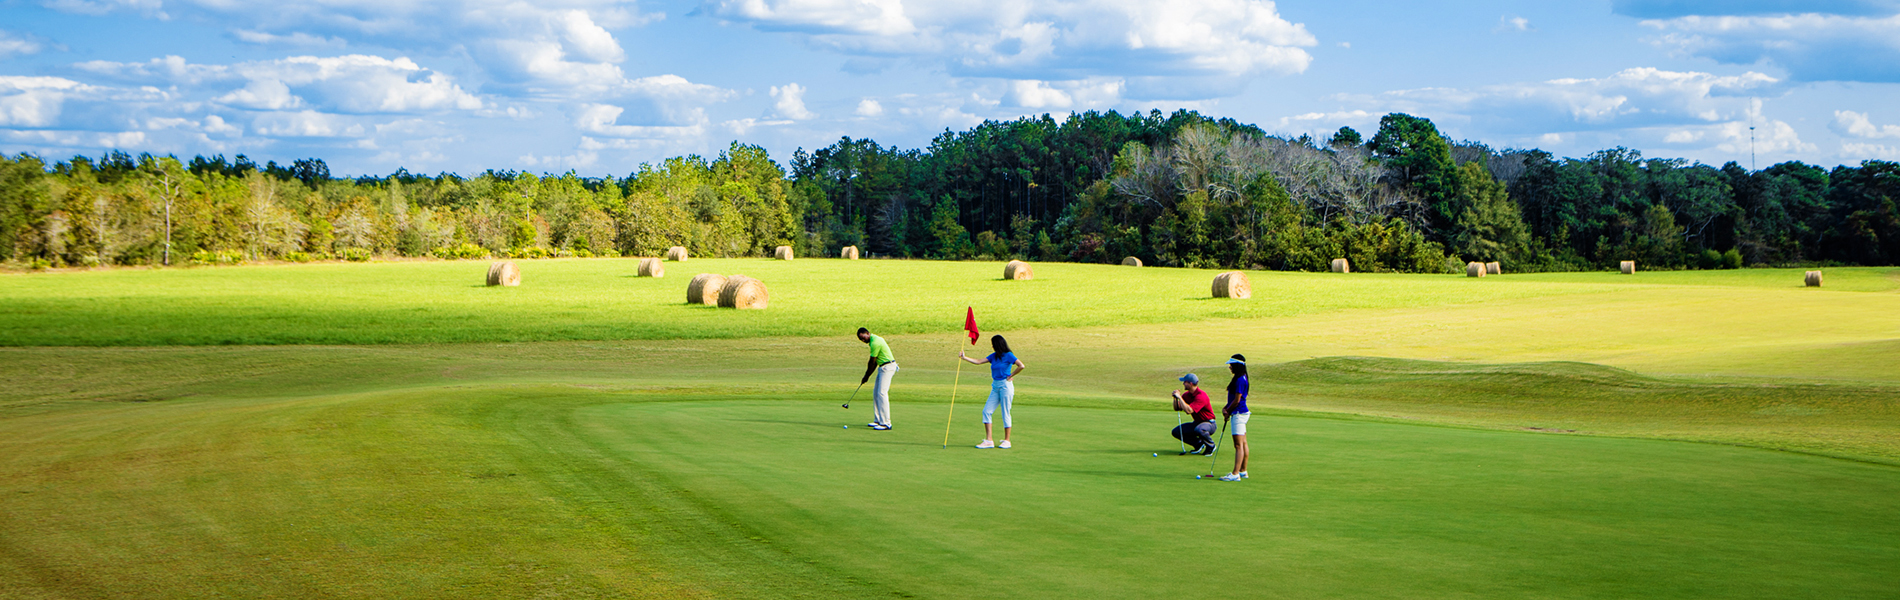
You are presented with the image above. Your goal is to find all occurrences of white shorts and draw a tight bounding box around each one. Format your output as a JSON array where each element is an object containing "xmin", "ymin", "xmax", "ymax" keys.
[{"xmin": 1231, "ymin": 412, "xmax": 1250, "ymax": 436}]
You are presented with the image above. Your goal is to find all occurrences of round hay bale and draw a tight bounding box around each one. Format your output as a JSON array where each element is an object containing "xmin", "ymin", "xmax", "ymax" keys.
[
  {"xmin": 1805, "ymin": 270, "xmax": 1823, "ymax": 287},
  {"xmin": 486, "ymin": 261, "xmax": 520, "ymax": 286},
  {"xmin": 687, "ymin": 273, "xmax": 727, "ymax": 305},
  {"xmin": 637, "ymin": 257, "xmax": 665, "ymax": 278},
  {"xmin": 1486, "ymin": 261, "xmax": 1502, "ymax": 275},
  {"xmin": 841, "ymin": 245, "xmax": 860, "ymax": 260},
  {"xmin": 774, "ymin": 246, "xmax": 794, "ymax": 260},
  {"xmin": 665, "ymin": 246, "xmax": 688, "ymax": 261},
  {"xmin": 1004, "ymin": 260, "xmax": 1034, "ymax": 280},
  {"xmin": 1620, "ymin": 260, "xmax": 1637, "ymax": 275},
  {"xmin": 1331, "ymin": 258, "xmax": 1350, "ymax": 273},
  {"xmin": 1211, "ymin": 271, "xmax": 1251, "ymax": 299},
  {"xmin": 718, "ymin": 275, "xmax": 769, "ymax": 309},
  {"xmin": 1466, "ymin": 262, "xmax": 1487, "ymax": 278},
  {"xmin": 1122, "ymin": 256, "xmax": 1143, "ymax": 267}
]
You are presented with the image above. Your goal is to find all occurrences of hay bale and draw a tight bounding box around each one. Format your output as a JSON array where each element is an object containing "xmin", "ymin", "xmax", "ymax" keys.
[
  {"xmin": 774, "ymin": 246, "xmax": 794, "ymax": 260},
  {"xmin": 1331, "ymin": 258, "xmax": 1350, "ymax": 273},
  {"xmin": 1620, "ymin": 260, "xmax": 1637, "ymax": 275},
  {"xmin": 1004, "ymin": 260, "xmax": 1034, "ymax": 280},
  {"xmin": 1486, "ymin": 262, "xmax": 1501, "ymax": 275},
  {"xmin": 1122, "ymin": 256, "xmax": 1143, "ymax": 267},
  {"xmin": 665, "ymin": 246, "xmax": 688, "ymax": 261},
  {"xmin": 486, "ymin": 261, "xmax": 520, "ymax": 286},
  {"xmin": 687, "ymin": 273, "xmax": 727, "ymax": 305},
  {"xmin": 841, "ymin": 245, "xmax": 860, "ymax": 260},
  {"xmin": 637, "ymin": 257, "xmax": 665, "ymax": 278},
  {"xmin": 1466, "ymin": 262, "xmax": 1486, "ymax": 278},
  {"xmin": 718, "ymin": 275, "xmax": 770, "ymax": 309},
  {"xmin": 1211, "ymin": 271, "xmax": 1251, "ymax": 299},
  {"xmin": 1805, "ymin": 270, "xmax": 1823, "ymax": 287}
]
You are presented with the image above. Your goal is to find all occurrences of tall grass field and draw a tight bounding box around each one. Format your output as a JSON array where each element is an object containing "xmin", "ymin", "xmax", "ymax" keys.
[{"xmin": 2, "ymin": 258, "xmax": 1897, "ymax": 599}]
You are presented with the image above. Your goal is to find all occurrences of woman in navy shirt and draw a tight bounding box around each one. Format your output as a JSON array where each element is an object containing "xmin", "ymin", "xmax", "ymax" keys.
[
  {"xmin": 1220, "ymin": 354, "xmax": 1251, "ymax": 481},
  {"xmin": 959, "ymin": 335, "xmax": 1025, "ymax": 449}
]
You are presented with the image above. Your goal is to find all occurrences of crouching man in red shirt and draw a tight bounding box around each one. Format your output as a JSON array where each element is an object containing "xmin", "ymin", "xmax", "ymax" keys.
[{"xmin": 1171, "ymin": 373, "xmax": 1218, "ymax": 455}]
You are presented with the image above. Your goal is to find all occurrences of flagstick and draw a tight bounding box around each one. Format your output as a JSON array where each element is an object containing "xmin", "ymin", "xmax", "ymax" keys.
[{"xmin": 943, "ymin": 356, "xmax": 962, "ymax": 449}]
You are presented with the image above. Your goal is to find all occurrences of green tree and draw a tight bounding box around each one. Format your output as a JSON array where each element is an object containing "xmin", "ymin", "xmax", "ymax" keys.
[
  {"xmin": 1450, "ymin": 162, "xmax": 1531, "ymax": 264},
  {"xmin": 927, "ymin": 198, "xmax": 974, "ymax": 259},
  {"xmin": 1329, "ymin": 126, "xmax": 1362, "ymax": 148},
  {"xmin": 1368, "ymin": 113, "xmax": 1459, "ymax": 228}
]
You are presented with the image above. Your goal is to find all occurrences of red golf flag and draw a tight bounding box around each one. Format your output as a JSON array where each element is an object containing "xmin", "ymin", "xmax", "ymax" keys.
[{"xmin": 964, "ymin": 307, "xmax": 979, "ymax": 345}]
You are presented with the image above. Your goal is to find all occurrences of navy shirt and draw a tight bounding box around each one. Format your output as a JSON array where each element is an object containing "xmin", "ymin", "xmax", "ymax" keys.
[
  {"xmin": 1227, "ymin": 375, "xmax": 1250, "ymax": 414},
  {"xmin": 989, "ymin": 352, "xmax": 1017, "ymax": 380}
]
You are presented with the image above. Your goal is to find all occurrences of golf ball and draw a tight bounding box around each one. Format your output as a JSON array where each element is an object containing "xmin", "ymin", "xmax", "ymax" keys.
[
  {"xmin": 1153, "ymin": 453, "xmax": 1158, "ymax": 457},
  {"xmin": 1196, "ymin": 475, "xmax": 1202, "ymax": 479},
  {"xmin": 843, "ymin": 425, "xmax": 849, "ymax": 429}
]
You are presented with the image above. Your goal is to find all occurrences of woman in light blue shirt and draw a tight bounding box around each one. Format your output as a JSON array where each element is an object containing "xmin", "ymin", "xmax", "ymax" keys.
[{"xmin": 959, "ymin": 335, "xmax": 1025, "ymax": 449}]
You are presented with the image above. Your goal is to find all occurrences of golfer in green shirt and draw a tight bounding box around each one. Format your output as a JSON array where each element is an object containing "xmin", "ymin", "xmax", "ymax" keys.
[{"xmin": 858, "ymin": 327, "xmax": 898, "ymax": 430}]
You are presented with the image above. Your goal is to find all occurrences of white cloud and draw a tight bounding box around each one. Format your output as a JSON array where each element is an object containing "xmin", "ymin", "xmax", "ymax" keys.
[
  {"xmin": 1840, "ymin": 142, "xmax": 1900, "ymax": 160},
  {"xmin": 1277, "ymin": 109, "xmax": 1376, "ymax": 129},
  {"xmin": 710, "ymin": 0, "xmax": 915, "ymax": 35},
  {"xmin": 251, "ymin": 110, "xmax": 366, "ymax": 137},
  {"xmin": 216, "ymin": 78, "xmax": 302, "ymax": 111},
  {"xmin": 40, "ymin": 0, "xmax": 165, "ymax": 17},
  {"xmin": 53, "ymin": 1, "xmax": 662, "ymax": 101},
  {"xmin": 1496, "ymin": 16, "xmax": 1533, "ymax": 32},
  {"xmin": 1351, "ymin": 68, "xmax": 1781, "ymax": 135},
  {"xmin": 1642, "ymin": 13, "xmax": 1900, "ymax": 82},
  {"xmin": 706, "ymin": 0, "xmax": 1316, "ymax": 84},
  {"xmin": 2, "ymin": 128, "xmax": 148, "ymax": 149},
  {"xmin": 242, "ymin": 55, "xmax": 483, "ymax": 113},
  {"xmin": 574, "ymin": 103, "xmax": 708, "ymax": 138},
  {"xmin": 770, "ymin": 82, "xmax": 815, "ymax": 119},
  {"xmin": 999, "ymin": 77, "xmax": 1123, "ymax": 109},
  {"xmin": 1712, "ymin": 118, "xmax": 1814, "ymax": 154},
  {"xmin": 0, "ymin": 77, "xmax": 91, "ymax": 127},
  {"xmin": 233, "ymin": 29, "xmax": 347, "ymax": 49},
  {"xmin": 79, "ymin": 54, "xmax": 485, "ymax": 114},
  {"xmin": 1833, "ymin": 110, "xmax": 1900, "ymax": 139},
  {"xmin": 855, "ymin": 98, "xmax": 884, "ymax": 117},
  {"xmin": 0, "ymin": 30, "xmax": 46, "ymax": 58}
]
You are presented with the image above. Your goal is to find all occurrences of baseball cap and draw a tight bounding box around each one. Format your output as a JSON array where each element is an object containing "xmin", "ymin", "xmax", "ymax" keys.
[{"xmin": 1179, "ymin": 373, "xmax": 1199, "ymax": 383}]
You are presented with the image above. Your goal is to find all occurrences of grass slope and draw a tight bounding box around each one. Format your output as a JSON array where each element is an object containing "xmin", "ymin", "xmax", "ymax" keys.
[{"xmin": 3, "ymin": 258, "xmax": 1894, "ymax": 346}]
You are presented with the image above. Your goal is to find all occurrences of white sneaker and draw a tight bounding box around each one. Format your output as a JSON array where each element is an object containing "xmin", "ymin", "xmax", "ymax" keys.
[
  {"xmin": 998, "ymin": 440, "xmax": 1011, "ymax": 449},
  {"xmin": 1219, "ymin": 473, "xmax": 1243, "ymax": 482},
  {"xmin": 975, "ymin": 440, "xmax": 995, "ymax": 449},
  {"xmin": 1240, "ymin": 471, "xmax": 1249, "ymax": 479}
]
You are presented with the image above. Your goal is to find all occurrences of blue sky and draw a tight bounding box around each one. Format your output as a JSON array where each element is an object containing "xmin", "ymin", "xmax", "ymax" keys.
[{"xmin": 2, "ymin": 0, "xmax": 1898, "ymax": 176}]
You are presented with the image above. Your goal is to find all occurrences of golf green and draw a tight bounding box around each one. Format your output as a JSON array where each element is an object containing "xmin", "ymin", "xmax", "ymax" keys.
[{"xmin": 588, "ymin": 399, "xmax": 1899, "ymax": 600}]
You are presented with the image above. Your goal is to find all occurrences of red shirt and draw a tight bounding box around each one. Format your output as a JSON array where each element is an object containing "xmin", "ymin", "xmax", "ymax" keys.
[{"xmin": 1183, "ymin": 388, "xmax": 1215, "ymax": 422}]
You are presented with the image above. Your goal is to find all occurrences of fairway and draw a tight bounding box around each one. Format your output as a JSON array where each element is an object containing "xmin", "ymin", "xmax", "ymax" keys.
[{"xmin": 3, "ymin": 260, "xmax": 1898, "ymax": 598}]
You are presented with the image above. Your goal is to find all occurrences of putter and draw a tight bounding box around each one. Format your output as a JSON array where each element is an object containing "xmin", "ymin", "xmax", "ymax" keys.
[
  {"xmin": 843, "ymin": 380, "xmax": 865, "ymax": 409},
  {"xmin": 1205, "ymin": 418, "xmax": 1231, "ymax": 477},
  {"xmin": 1175, "ymin": 409, "xmax": 1187, "ymax": 455}
]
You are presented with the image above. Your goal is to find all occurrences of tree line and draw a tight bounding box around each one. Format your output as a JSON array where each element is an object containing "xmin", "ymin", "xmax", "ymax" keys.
[{"xmin": 3, "ymin": 110, "xmax": 1896, "ymax": 271}]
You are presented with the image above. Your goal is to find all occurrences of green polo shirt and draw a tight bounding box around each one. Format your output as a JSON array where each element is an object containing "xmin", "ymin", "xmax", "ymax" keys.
[{"xmin": 867, "ymin": 334, "xmax": 895, "ymax": 364}]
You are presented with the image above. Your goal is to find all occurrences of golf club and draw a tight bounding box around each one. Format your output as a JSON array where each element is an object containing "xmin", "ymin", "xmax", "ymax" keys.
[
  {"xmin": 844, "ymin": 380, "xmax": 865, "ymax": 409},
  {"xmin": 1205, "ymin": 417, "xmax": 1230, "ymax": 477},
  {"xmin": 1175, "ymin": 408, "xmax": 1187, "ymax": 455}
]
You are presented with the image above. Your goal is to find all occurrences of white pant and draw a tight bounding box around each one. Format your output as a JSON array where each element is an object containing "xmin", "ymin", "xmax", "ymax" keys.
[
  {"xmin": 1231, "ymin": 412, "xmax": 1250, "ymax": 436},
  {"xmin": 983, "ymin": 379, "xmax": 1013, "ymax": 428},
  {"xmin": 872, "ymin": 362, "xmax": 897, "ymax": 426}
]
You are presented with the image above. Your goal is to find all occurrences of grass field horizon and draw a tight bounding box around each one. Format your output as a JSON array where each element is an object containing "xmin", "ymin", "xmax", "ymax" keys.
[{"xmin": 3, "ymin": 259, "xmax": 1896, "ymax": 598}]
